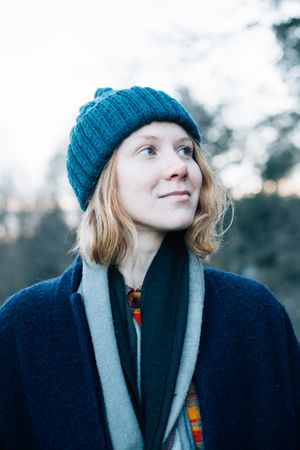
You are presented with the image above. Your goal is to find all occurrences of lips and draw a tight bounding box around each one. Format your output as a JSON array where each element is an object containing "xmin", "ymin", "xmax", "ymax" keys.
[{"xmin": 160, "ymin": 190, "xmax": 191, "ymax": 198}]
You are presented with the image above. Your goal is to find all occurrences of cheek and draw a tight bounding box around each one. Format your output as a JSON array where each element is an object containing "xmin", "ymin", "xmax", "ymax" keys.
[
  {"xmin": 118, "ymin": 164, "xmax": 157, "ymax": 197},
  {"xmin": 191, "ymin": 164, "xmax": 203, "ymax": 192},
  {"xmin": 116, "ymin": 159, "xmax": 138, "ymax": 193},
  {"xmin": 116, "ymin": 170, "xmax": 152, "ymax": 212}
]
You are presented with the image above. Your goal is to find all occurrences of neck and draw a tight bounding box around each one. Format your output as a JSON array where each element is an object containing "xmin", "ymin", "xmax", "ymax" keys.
[{"xmin": 119, "ymin": 227, "xmax": 166, "ymax": 289}]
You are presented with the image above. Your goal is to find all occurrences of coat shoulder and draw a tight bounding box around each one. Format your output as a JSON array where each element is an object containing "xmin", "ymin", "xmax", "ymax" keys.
[
  {"xmin": 202, "ymin": 266, "xmax": 300, "ymax": 360},
  {"xmin": 203, "ymin": 265, "xmax": 285, "ymax": 317}
]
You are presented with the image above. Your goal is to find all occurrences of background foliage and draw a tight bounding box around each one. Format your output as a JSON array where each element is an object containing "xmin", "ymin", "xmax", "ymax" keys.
[{"xmin": 0, "ymin": 3, "xmax": 299, "ymax": 338}]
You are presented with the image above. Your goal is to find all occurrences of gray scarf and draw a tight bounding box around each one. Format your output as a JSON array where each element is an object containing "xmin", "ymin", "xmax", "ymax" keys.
[{"xmin": 78, "ymin": 250, "xmax": 205, "ymax": 449}]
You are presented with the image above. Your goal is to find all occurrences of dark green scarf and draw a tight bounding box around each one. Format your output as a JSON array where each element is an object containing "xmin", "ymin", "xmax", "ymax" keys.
[{"xmin": 108, "ymin": 232, "xmax": 189, "ymax": 450}]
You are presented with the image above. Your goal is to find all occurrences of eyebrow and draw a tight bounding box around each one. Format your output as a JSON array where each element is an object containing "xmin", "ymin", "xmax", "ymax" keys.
[
  {"xmin": 133, "ymin": 135, "xmax": 193, "ymax": 144},
  {"xmin": 133, "ymin": 135, "xmax": 159, "ymax": 140}
]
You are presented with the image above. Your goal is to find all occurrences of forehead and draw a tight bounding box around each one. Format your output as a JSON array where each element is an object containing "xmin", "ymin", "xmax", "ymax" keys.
[{"xmin": 124, "ymin": 121, "xmax": 192, "ymax": 143}]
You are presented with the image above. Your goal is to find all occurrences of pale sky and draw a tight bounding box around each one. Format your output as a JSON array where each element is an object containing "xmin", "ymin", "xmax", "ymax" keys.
[{"xmin": 0, "ymin": 0, "xmax": 298, "ymax": 201}]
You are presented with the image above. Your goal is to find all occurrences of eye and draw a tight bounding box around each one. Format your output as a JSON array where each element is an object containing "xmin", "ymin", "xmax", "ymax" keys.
[
  {"xmin": 140, "ymin": 146, "xmax": 156, "ymax": 157},
  {"xmin": 178, "ymin": 146, "xmax": 194, "ymax": 158}
]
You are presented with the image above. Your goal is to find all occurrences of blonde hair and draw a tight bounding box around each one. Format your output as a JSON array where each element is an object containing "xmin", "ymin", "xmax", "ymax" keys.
[{"xmin": 75, "ymin": 142, "xmax": 231, "ymax": 266}]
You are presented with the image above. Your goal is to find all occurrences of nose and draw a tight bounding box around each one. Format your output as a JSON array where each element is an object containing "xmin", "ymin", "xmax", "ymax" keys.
[{"xmin": 163, "ymin": 153, "xmax": 188, "ymax": 180}]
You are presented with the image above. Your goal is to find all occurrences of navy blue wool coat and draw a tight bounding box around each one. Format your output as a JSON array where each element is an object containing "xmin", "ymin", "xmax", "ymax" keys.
[{"xmin": 0, "ymin": 257, "xmax": 300, "ymax": 450}]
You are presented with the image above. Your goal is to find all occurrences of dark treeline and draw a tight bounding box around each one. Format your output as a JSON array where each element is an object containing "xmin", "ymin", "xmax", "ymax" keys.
[
  {"xmin": 0, "ymin": 207, "xmax": 75, "ymax": 295},
  {"xmin": 0, "ymin": 193, "xmax": 299, "ymax": 339}
]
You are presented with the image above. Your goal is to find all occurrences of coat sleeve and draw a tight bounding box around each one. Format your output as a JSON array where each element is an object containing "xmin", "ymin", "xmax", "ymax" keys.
[
  {"xmin": 284, "ymin": 309, "xmax": 300, "ymax": 440},
  {"xmin": 0, "ymin": 293, "xmax": 40, "ymax": 448}
]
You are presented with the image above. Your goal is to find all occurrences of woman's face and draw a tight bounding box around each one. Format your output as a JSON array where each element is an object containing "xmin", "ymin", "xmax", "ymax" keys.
[{"xmin": 115, "ymin": 121, "xmax": 202, "ymax": 233}]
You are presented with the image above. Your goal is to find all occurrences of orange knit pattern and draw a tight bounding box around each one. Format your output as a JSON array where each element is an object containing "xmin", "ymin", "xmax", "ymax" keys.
[
  {"xmin": 127, "ymin": 287, "xmax": 204, "ymax": 448},
  {"xmin": 185, "ymin": 381, "xmax": 204, "ymax": 449}
]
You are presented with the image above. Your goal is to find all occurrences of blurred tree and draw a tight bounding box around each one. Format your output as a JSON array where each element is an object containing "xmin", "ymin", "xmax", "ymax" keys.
[
  {"xmin": 258, "ymin": 14, "xmax": 300, "ymax": 184},
  {"xmin": 0, "ymin": 146, "xmax": 76, "ymax": 303},
  {"xmin": 43, "ymin": 148, "xmax": 67, "ymax": 204},
  {"xmin": 18, "ymin": 207, "xmax": 75, "ymax": 283},
  {"xmin": 178, "ymin": 86, "xmax": 235, "ymax": 159},
  {"xmin": 0, "ymin": 173, "xmax": 16, "ymax": 239},
  {"xmin": 174, "ymin": 2, "xmax": 300, "ymax": 187},
  {"xmin": 0, "ymin": 206, "xmax": 75, "ymax": 302},
  {"xmin": 273, "ymin": 17, "xmax": 300, "ymax": 87}
]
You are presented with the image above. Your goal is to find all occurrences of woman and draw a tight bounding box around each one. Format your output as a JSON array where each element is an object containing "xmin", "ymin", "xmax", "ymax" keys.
[{"xmin": 0, "ymin": 86, "xmax": 299, "ymax": 450}]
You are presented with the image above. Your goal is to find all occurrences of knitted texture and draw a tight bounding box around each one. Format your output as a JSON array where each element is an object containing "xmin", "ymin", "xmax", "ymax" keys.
[
  {"xmin": 185, "ymin": 381, "xmax": 204, "ymax": 449},
  {"xmin": 66, "ymin": 86, "xmax": 201, "ymax": 210},
  {"xmin": 127, "ymin": 286, "xmax": 142, "ymax": 326}
]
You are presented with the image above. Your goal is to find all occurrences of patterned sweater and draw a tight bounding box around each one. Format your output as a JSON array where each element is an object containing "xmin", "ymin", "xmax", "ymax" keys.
[{"xmin": 127, "ymin": 286, "xmax": 204, "ymax": 448}]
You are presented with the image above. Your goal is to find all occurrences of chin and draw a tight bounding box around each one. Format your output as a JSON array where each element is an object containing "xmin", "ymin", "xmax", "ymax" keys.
[
  {"xmin": 172, "ymin": 223, "xmax": 193, "ymax": 232},
  {"xmin": 161, "ymin": 218, "xmax": 195, "ymax": 232},
  {"xmin": 135, "ymin": 212, "xmax": 196, "ymax": 233}
]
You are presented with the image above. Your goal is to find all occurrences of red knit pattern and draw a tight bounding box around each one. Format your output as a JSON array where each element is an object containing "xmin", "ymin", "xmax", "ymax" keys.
[
  {"xmin": 127, "ymin": 287, "xmax": 142, "ymax": 326},
  {"xmin": 127, "ymin": 287, "xmax": 204, "ymax": 448},
  {"xmin": 185, "ymin": 381, "xmax": 204, "ymax": 449}
]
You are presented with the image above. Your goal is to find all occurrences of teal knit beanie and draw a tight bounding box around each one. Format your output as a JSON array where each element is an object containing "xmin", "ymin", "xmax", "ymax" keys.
[{"xmin": 67, "ymin": 86, "xmax": 201, "ymax": 210}]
